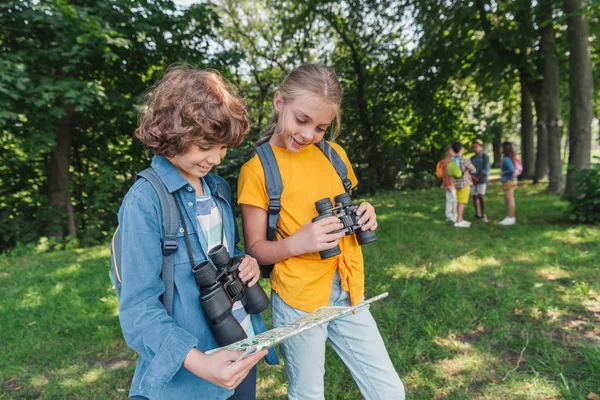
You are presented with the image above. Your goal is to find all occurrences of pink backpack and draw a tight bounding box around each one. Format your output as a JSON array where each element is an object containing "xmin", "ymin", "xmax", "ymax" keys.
[{"xmin": 512, "ymin": 157, "xmax": 523, "ymax": 178}]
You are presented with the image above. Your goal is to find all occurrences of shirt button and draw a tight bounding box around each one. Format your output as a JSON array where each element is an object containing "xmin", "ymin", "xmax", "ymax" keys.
[
  {"xmin": 187, "ymin": 186, "xmax": 193, "ymax": 192},
  {"xmin": 188, "ymin": 202, "xmax": 193, "ymax": 207},
  {"xmin": 179, "ymin": 228, "xmax": 184, "ymax": 233}
]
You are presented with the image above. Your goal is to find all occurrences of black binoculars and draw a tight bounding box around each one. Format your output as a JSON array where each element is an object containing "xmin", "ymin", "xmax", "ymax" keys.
[
  {"xmin": 192, "ymin": 245, "xmax": 269, "ymax": 346},
  {"xmin": 312, "ymin": 193, "xmax": 377, "ymax": 259}
]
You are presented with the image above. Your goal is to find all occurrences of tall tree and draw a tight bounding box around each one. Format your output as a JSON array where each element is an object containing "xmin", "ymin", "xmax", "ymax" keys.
[
  {"xmin": 474, "ymin": 0, "xmax": 540, "ymax": 180},
  {"xmin": 533, "ymin": 83, "xmax": 550, "ymax": 182},
  {"xmin": 539, "ymin": 0, "xmax": 564, "ymax": 193},
  {"xmin": 520, "ymin": 73, "xmax": 535, "ymax": 178},
  {"xmin": 564, "ymin": 0, "xmax": 594, "ymax": 194}
]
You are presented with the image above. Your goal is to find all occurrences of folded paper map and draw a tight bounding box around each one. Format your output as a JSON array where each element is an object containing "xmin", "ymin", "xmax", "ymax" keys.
[{"xmin": 206, "ymin": 292, "xmax": 389, "ymax": 362}]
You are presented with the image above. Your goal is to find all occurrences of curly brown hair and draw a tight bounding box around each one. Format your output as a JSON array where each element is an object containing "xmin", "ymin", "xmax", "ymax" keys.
[{"xmin": 135, "ymin": 65, "xmax": 249, "ymax": 158}]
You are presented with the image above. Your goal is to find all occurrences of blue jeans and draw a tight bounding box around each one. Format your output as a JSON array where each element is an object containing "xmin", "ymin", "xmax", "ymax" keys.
[
  {"xmin": 271, "ymin": 272, "xmax": 405, "ymax": 400},
  {"xmin": 228, "ymin": 366, "xmax": 256, "ymax": 400}
]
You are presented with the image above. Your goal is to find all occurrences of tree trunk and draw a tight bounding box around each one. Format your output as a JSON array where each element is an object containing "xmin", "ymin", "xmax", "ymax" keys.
[
  {"xmin": 539, "ymin": 0, "xmax": 563, "ymax": 193},
  {"xmin": 564, "ymin": 0, "xmax": 594, "ymax": 194},
  {"xmin": 520, "ymin": 73, "xmax": 535, "ymax": 179},
  {"xmin": 325, "ymin": 14, "xmax": 379, "ymax": 192},
  {"xmin": 492, "ymin": 124, "xmax": 502, "ymax": 168},
  {"xmin": 45, "ymin": 103, "xmax": 77, "ymax": 239},
  {"xmin": 533, "ymin": 92, "xmax": 549, "ymax": 182}
]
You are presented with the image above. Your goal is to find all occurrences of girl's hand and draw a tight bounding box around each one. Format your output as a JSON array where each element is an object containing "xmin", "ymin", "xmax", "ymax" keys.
[
  {"xmin": 289, "ymin": 216, "xmax": 345, "ymax": 256},
  {"xmin": 237, "ymin": 255, "xmax": 261, "ymax": 288},
  {"xmin": 184, "ymin": 348, "xmax": 267, "ymax": 390},
  {"xmin": 356, "ymin": 202, "xmax": 378, "ymax": 231}
]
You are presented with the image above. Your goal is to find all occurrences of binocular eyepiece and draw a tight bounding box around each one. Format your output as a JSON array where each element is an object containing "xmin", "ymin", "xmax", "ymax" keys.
[
  {"xmin": 312, "ymin": 193, "xmax": 377, "ymax": 259},
  {"xmin": 192, "ymin": 245, "xmax": 269, "ymax": 346}
]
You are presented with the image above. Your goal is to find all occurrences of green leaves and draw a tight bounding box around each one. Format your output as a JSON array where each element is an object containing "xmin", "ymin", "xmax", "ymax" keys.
[
  {"xmin": 565, "ymin": 163, "xmax": 600, "ymax": 223},
  {"xmin": 0, "ymin": 0, "xmax": 218, "ymax": 249}
]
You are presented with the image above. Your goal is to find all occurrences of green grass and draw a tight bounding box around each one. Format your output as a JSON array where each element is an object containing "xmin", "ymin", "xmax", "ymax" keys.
[{"xmin": 1, "ymin": 180, "xmax": 599, "ymax": 399}]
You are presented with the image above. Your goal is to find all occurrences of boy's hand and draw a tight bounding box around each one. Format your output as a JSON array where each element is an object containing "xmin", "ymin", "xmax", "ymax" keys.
[
  {"xmin": 290, "ymin": 217, "xmax": 345, "ymax": 256},
  {"xmin": 237, "ymin": 255, "xmax": 260, "ymax": 287},
  {"xmin": 357, "ymin": 202, "xmax": 378, "ymax": 231},
  {"xmin": 184, "ymin": 348, "xmax": 267, "ymax": 390}
]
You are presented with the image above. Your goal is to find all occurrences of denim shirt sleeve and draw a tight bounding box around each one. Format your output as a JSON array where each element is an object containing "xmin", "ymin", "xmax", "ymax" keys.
[
  {"xmin": 502, "ymin": 157, "xmax": 515, "ymax": 178},
  {"xmin": 118, "ymin": 187, "xmax": 198, "ymax": 392},
  {"xmin": 483, "ymin": 154, "xmax": 491, "ymax": 177}
]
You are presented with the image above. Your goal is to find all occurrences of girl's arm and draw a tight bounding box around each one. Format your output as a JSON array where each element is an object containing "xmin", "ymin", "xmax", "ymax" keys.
[
  {"xmin": 240, "ymin": 204, "xmax": 345, "ymax": 265},
  {"xmin": 502, "ymin": 157, "xmax": 515, "ymax": 176}
]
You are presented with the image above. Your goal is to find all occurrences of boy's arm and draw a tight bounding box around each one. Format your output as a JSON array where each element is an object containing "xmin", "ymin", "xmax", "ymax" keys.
[
  {"xmin": 118, "ymin": 191, "xmax": 199, "ymax": 392},
  {"xmin": 183, "ymin": 347, "xmax": 267, "ymax": 390},
  {"xmin": 483, "ymin": 154, "xmax": 491, "ymax": 177}
]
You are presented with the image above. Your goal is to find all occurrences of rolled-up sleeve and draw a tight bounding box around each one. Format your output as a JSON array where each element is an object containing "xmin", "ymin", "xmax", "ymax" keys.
[{"xmin": 118, "ymin": 190, "xmax": 198, "ymax": 393}]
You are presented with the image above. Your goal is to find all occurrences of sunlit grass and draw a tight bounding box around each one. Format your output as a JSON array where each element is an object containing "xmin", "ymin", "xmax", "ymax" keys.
[{"xmin": 1, "ymin": 180, "xmax": 599, "ymax": 399}]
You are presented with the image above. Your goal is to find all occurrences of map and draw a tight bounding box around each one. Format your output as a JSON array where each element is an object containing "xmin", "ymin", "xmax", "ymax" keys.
[{"xmin": 206, "ymin": 292, "xmax": 389, "ymax": 362}]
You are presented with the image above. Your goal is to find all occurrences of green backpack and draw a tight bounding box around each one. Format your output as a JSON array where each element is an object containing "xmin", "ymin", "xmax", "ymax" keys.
[{"xmin": 447, "ymin": 158, "xmax": 463, "ymax": 178}]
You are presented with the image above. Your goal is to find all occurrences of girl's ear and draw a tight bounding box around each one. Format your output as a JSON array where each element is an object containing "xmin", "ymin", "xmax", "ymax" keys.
[{"xmin": 273, "ymin": 91, "xmax": 284, "ymax": 113}]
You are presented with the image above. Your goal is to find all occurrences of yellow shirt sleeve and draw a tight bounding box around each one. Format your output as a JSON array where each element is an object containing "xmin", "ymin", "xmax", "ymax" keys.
[{"xmin": 237, "ymin": 160, "xmax": 268, "ymax": 211}]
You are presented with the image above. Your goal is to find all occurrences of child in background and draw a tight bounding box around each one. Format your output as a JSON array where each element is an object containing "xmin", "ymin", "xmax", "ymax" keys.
[
  {"xmin": 470, "ymin": 141, "xmax": 490, "ymax": 222},
  {"xmin": 499, "ymin": 141, "xmax": 518, "ymax": 225},
  {"xmin": 441, "ymin": 144, "xmax": 457, "ymax": 223},
  {"xmin": 451, "ymin": 142, "xmax": 477, "ymax": 228},
  {"xmin": 116, "ymin": 66, "xmax": 276, "ymax": 400},
  {"xmin": 237, "ymin": 64, "xmax": 405, "ymax": 400}
]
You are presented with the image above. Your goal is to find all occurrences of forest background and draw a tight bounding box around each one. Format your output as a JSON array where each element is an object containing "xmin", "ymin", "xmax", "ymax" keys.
[
  {"xmin": 1, "ymin": 0, "xmax": 599, "ymax": 250},
  {"xmin": 2, "ymin": 1, "xmax": 600, "ymax": 399}
]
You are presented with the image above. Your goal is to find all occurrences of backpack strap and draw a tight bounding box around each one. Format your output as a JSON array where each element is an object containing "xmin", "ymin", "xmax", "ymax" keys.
[
  {"xmin": 255, "ymin": 142, "xmax": 283, "ymax": 242},
  {"xmin": 254, "ymin": 141, "xmax": 352, "ymax": 278},
  {"xmin": 137, "ymin": 168, "xmax": 178, "ymax": 317},
  {"xmin": 316, "ymin": 140, "xmax": 353, "ymax": 193}
]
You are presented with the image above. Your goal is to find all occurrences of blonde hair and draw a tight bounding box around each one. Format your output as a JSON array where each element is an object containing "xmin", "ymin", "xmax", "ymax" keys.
[
  {"xmin": 136, "ymin": 65, "xmax": 249, "ymax": 158},
  {"xmin": 258, "ymin": 64, "xmax": 342, "ymax": 145}
]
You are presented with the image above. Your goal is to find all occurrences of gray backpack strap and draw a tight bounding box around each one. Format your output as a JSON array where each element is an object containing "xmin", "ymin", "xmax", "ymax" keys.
[
  {"xmin": 255, "ymin": 143, "xmax": 283, "ymax": 241},
  {"xmin": 315, "ymin": 141, "xmax": 353, "ymax": 193},
  {"xmin": 255, "ymin": 143, "xmax": 284, "ymax": 278},
  {"xmin": 137, "ymin": 168, "xmax": 178, "ymax": 317}
]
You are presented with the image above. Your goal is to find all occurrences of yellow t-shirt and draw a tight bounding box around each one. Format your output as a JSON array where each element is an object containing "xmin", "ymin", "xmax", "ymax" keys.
[{"xmin": 238, "ymin": 142, "xmax": 364, "ymax": 312}]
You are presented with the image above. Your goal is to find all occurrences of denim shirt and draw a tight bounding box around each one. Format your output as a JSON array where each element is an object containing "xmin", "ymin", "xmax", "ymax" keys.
[
  {"xmin": 470, "ymin": 152, "xmax": 490, "ymax": 184},
  {"xmin": 117, "ymin": 156, "xmax": 278, "ymax": 400},
  {"xmin": 501, "ymin": 156, "xmax": 516, "ymax": 182}
]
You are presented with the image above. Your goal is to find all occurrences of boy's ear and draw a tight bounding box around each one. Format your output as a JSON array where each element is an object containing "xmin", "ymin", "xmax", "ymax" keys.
[{"xmin": 273, "ymin": 91, "xmax": 283, "ymax": 112}]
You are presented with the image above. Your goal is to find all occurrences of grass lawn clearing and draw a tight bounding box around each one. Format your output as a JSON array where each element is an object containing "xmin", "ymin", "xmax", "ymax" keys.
[{"xmin": 1, "ymin": 179, "xmax": 599, "ymax": 399}]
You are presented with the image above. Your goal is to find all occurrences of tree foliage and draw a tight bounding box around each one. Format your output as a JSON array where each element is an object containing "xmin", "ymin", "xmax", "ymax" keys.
[
  {"xmin": 0, "ymin": 0, "xmax": 598, "ymax": 250},
  {"xmin": 0, "ymin": 0, "xmax": 218, "ymax": 248}
]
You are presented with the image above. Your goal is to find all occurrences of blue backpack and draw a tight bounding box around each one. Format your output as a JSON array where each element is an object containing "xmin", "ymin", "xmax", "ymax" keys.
[{"xmin": 255, "ymin": 140, "xmax": 353, "ymax": 278}]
